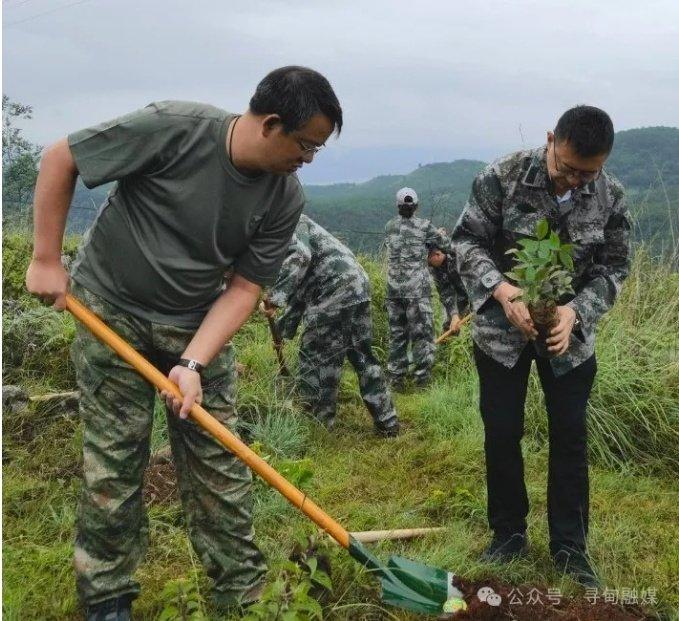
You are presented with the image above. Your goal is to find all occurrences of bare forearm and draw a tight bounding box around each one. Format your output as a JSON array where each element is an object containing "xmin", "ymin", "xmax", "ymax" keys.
[
  {"xmin": 32, "ymin": 138, "xmax": 78, "ymax": 261},
  {"xmin": 182, "ymin": 274, "xmax": 261, "ymax": 365}
]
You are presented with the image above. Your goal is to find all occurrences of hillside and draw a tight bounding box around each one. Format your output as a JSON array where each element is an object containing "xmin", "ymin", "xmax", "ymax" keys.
[
  {"xmin": 304, "ymin": 159, "xmax": 485, "ymax": 251},
  {"xmin": 605, "ymin": 127, "xmax": 679, "ymax": 246},
  {"xmin": 3, "ymin": 232, "xmax": 678, "ymax": 619},
  {"xmin": 606, "ymin": 126, "xmax": 679, "ymax": 187}
]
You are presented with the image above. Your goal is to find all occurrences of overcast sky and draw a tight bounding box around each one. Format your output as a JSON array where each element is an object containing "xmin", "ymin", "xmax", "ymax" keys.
[{"xmin": 3, "ymin": 0, "xmax": 678, "ymax": 184}]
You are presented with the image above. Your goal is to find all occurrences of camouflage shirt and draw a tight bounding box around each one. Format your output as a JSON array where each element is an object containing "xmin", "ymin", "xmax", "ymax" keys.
[
  {"xmin": 431, "ymin": 249, "xmax": 469, "ymax": 318},
  {"xmin": 452, "ymin": 147, "xmax": 630, "ymax": 375},
  {"xmin": 268, "ymin": 214, "xmax": 370, "ymax": 336},
  {"xmin": 385, "ymin": 215, "xmax": 449, "ymax": 299}
]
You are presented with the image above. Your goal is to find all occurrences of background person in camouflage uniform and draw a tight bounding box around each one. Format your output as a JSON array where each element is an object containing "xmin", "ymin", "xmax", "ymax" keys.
[
  {"xmin": 428, "ymin": 241, "xmax": 469, "ymax": 333},
  {"xmin": 264, "ymin": 214, "xmax": 399, "ymax": 437},
  {"xmin": 384, "ymin": 187, "xmax": 448, "ymax": 388},
  {"xmin": 452, "ymin": 106, "xmax": 630, "ymax": 587},
  {"xmin": 25, "ymin": 67, "xmax": 342, "ymax": 619}
]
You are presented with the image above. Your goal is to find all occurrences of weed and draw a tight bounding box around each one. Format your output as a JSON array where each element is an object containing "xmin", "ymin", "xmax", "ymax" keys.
[
  {"xmin": 157, "ymin": 579, "xmax": 207, "ymax": 621},
  {"xmin": 242, "ymin": 557, "xmax": 330, "ymax": 621}
]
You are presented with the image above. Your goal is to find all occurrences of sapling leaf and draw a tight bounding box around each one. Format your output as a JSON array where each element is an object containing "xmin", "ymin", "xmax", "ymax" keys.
[
  {"xmin": 507, "ymin": 220, "xmax": 575, "ymax": 308},
  {"xmin": 521, "ymin": 238, "xmax": 537, "ymax": 252}
]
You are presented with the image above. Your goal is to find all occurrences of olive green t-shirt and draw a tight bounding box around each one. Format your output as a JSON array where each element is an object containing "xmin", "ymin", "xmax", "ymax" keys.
[{"xmin": 68, "ymin": 101, "xmax": 305, "ymax": 328}]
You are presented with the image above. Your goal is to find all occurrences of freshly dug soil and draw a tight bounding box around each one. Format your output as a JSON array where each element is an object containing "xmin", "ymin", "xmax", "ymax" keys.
[
  {"xmin": 144, "ymin": 453, "xmax": 178, "ymax": 506},
  {"xmin": 528, "ymin": 301, "xmax": 558, "ymax": 358},
  {"xmin": 449, "ymin": 576, "xmax": 654, "ymax": 621}
]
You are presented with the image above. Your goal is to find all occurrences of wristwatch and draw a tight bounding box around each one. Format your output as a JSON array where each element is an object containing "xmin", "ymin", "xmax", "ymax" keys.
[{"xmin": 177, "ymin": 358, "xmax": 205, "ymax": 374}]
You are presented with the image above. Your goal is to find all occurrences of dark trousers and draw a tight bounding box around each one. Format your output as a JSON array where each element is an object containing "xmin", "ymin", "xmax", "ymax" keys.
[{"xmin": 473, "ymin": 344, "xmax": 597, "ymax": 555}]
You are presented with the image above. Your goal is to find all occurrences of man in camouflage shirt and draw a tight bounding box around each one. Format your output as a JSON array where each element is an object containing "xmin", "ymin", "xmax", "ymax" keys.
[
  {"xmin": 384, "ymin": 187, "xmax": 448, "ymax": 388},
  {"xmin": 428, "ymin": 242, "xmax": 469, "ymax": 332},
  {"xmin": 452, "ymin": 106, "xmax": 630, "ymax": 587},
  {"xmin": 264, "ymin": 214, "xmax": 399, "ymax": 436}
]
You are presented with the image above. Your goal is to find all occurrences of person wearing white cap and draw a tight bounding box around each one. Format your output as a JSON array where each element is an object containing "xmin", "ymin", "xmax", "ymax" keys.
[{"xmin": 384, "ymin": 187, "xmax": 450, "ymax": 389}]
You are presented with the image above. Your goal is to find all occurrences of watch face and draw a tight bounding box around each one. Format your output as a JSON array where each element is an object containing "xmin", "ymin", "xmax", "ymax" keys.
[{"xmin": 188, "ymin": 361, "xmax": 197, "ymax": 370}]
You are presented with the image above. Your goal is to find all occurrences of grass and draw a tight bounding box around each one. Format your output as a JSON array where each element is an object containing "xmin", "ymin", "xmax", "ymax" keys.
[{"xmin": 3, "ymin": 233, "xmax": 678, "ymax": 619}]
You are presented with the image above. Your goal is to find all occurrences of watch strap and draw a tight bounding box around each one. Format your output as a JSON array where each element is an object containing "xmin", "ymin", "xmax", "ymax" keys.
[{"xmin": 178, "ymin": 358, "xmax": 204, "ymax": 374}]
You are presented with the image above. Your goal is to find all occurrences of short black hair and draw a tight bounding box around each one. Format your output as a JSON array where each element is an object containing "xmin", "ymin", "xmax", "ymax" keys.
[
  {"xmin": 554, "ymin": 105, "xmax": 614, "ymax": 157},
  {"xmin": 249, "ymin": 66, "xmax": 343, "ymax": 135}
]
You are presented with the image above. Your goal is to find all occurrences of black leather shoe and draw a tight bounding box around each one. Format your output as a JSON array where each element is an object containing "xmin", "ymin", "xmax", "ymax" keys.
[
  {"xmin": 86, "ymin": 595, "xmax": 133, "ymax": 621},
  {"xmin": 481, "ymin": 532, "xmax": 528, "ymax": 563},
  {"xmin": 375, "ymin": 420, "xmax": 400, "ymax": 438},
  {"xmin": 553, "ymin": 548, "xmax": 601, "ymax": 589}
]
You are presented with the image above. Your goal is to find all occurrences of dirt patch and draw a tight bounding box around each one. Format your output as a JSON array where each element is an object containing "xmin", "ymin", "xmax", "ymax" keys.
[
  {"xmin": 448, "ymin": 577, "xmax": 654, "ymax": 620},
  {"xmin": 144, "ymin": 455, "xmax": 179, "ymax": 506}
]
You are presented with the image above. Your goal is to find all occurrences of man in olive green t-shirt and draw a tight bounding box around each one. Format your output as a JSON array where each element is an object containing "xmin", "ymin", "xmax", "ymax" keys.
[{"xmin": 26, "ymin": 66, "xmax": 342, "ymax": 619}]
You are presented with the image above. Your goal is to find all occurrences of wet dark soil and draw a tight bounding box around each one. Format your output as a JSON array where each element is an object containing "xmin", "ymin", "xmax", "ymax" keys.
[
  {"xmin": 144, "ymin": 453, "xmax": 178, "ymax": 506},
  {"xmin": 529, "ymin": 302, "xmax": 559, "ymax": 359}
]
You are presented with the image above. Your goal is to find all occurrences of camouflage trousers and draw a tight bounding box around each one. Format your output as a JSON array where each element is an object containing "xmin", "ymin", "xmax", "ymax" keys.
[
  {"xmin": 386, "ymin": 297, "xmax": 435, "ymax": 382},
  {"xmin": 297, "ymin": 302, "xmax": 398, "ymax": 430},
  {"xmin": 69, "ymin": 282, "xmax": 266, "ymax": 607}
]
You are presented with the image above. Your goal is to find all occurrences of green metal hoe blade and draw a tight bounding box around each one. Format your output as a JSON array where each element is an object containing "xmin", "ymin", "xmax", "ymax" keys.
[{"xmin": 348, "ymin": 537, "xmax": 463, "ymax": 616}]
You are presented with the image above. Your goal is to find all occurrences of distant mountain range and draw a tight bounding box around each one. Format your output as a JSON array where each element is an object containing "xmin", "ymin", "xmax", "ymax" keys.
[{"xmin": 68, "ymin": 126, "xmax": 679, "ymax": 254}]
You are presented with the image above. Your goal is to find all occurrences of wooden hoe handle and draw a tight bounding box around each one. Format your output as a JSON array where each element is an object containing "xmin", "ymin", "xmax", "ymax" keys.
[{"xmin": 435, "ymin": 313, "xmax": 472, "ymax": 344}]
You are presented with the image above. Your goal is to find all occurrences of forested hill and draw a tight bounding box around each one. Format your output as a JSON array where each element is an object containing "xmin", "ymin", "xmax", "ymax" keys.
[
  {"xmin": 603, "ymin": 127, "xmax": 679, "ymax": 248},
  {"xmin": 67, "ymin": 126, "xmax": 678, "ymax": 254},
  {"xmin": 606, "ymin": 126, "xmax": 679, "ymax": 187}
]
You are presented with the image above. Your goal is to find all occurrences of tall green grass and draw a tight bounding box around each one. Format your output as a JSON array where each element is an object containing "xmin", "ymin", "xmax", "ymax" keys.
[{"xmin": 585, "ymin": 250, "xmax": 678, "ymax": 473}]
